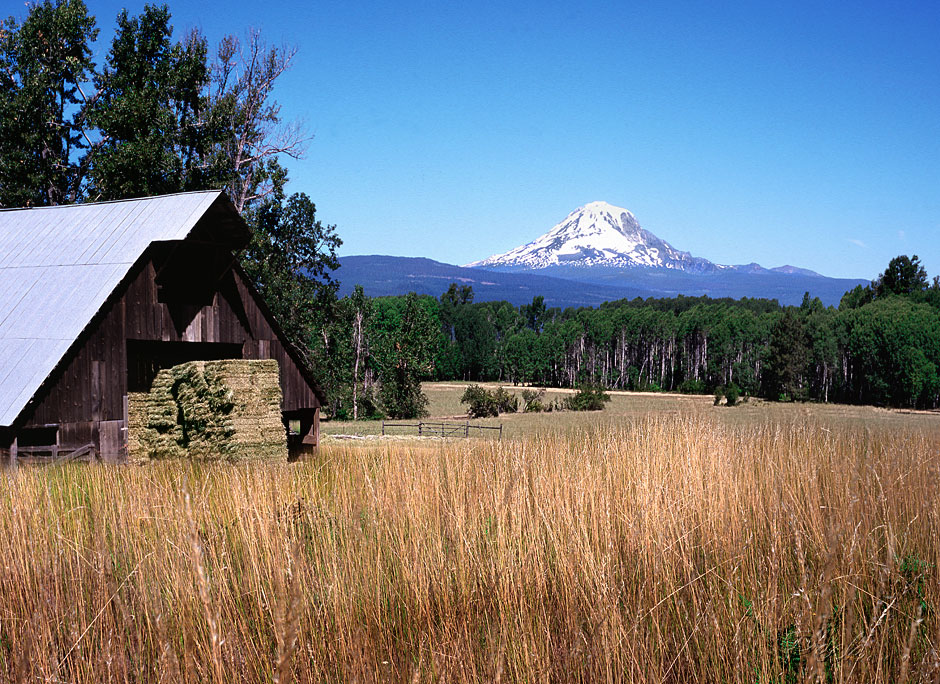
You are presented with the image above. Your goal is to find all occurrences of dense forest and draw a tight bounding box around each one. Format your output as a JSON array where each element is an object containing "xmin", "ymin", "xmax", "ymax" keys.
[{"xmin": 313, "ymin": 255, "xmax": 940, "ymax": 417}]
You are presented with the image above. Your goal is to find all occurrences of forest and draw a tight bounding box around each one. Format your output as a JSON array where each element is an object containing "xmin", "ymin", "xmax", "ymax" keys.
[{"xmin": 312, "ymin": 255, "xmax": 940, "ymax": 417}]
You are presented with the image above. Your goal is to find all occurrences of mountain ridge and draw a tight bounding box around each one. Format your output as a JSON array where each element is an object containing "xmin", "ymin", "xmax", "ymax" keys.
[
  {"xmin": 336, "ymin": 255, "xmax": 866, "ymax": 307},
  {"xmin": 467, "ymin": 200, "xmax": 822, "ymax": 277}
]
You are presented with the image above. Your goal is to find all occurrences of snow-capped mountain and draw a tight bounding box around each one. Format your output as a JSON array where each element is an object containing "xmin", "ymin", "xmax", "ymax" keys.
[
  {"xmin": 467, "ymin": 201, "xmax": 721, "ymax": 272},
  {"xmin": 339, "ymin": 203, "xmax": 864, "ymax": 306},
  {"xmin": 468, "ymin": 200, "xmax": 820, "ymax": 278}
]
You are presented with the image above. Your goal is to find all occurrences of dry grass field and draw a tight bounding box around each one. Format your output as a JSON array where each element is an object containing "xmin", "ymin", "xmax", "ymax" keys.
[{"xmin": 2, "ymin": 386, "xmax": 939, "ymax": 682}]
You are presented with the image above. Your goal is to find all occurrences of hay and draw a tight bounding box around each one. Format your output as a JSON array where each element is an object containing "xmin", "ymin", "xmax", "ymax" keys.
[
  {"xmin": 206, "ymin": 360, "xmax": 286, "ymax": 461},
  {"xmin": 128, "ymin": 359, "xmax": 287, "ymax": 462},
  {"xmin": 126, "ymin": 392, "xmax": 152, "ymax": 463}
]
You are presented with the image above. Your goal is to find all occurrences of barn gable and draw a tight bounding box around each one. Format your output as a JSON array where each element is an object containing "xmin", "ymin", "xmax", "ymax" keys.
[{"xmin": 0, "ymin": 191, "xmax": 322, "ymax": 462}]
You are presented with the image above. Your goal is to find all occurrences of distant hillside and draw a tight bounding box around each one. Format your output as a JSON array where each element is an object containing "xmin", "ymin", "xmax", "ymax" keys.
[
  {"xmin": 505, "ymin": 264, "xmax": 868, "ymax": 307},
  {"xmin": 335, "ymin": 256, "xmax": 867, "ymax": 307},
  {"xmin": 335, "ymin": 256, "xmax": 656, "ymax": 308}
]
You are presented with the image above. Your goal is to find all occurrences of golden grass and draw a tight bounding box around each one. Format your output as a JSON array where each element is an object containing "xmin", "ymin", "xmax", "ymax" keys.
[
  {"xmin": 1, "ymin": 412, "xmax": 939, "ymax": 682},
  {"xmin": 323, "ymin": 381, "xmax": 939, "ymax": 439}
]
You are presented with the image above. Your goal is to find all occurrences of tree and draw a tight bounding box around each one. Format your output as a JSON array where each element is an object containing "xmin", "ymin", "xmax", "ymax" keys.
[
  {"xmin": 522, "ymin": 295, "xmax": 547, "ymax": 332},
  {"xmin": 839, "ymin": 284, "xmax": 872, "ymax": 310},
  {"xmin": 764, "ymin": 309, "xmax": 809, "ymax": 401},
  {"xmin": 504, "ymin": 328, "xmax": 537, "ymax": 384},
  {"xmin": 239, "ymin": 186, "xmax": 341, "ymax": 362},
  {"xmin": 0, "ymin": 0, "xmax": 97, "ymax": 206},
  {"xmin": 873, "ymin": 255, "xmax": 929, "ymax": 298},
  {"xmin": 377, "ymin": 293, "xmax": 438, "ymax": 419},
  {"xmin": 85, "ymin": 4, "xmax": 211, "ymax": 199},
  {"xmin": 349, "ymin": 285, "xmax": 372, "ymax": 420},
  {"xmin": 208, "ymin": 30, "xmax": 308, "ymax": 212}
]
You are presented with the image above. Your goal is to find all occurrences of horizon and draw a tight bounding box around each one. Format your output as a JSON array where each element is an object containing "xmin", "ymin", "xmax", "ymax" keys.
[{"xmin": 54, "ymin": 1, "xmax": 940, "ymax": 281}]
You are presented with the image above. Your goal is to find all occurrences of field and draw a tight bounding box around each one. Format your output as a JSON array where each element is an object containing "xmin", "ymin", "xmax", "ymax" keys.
[
  {"xmin": 2, "ymin": 384, "xmax": 939, "ymax": 683},
  {"xmin": 324, "ymin": 381, "xmax": 940, "ymax": 438}
]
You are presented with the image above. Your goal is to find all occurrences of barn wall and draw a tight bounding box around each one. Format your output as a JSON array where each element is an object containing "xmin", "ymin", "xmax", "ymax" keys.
[
  {"xmin": 234, "ymin": 272, "xmax": 320, "ymax": 413},
  {"xmin": 21, "ymin": 247, "xmax": 320, "ymax": 448}
]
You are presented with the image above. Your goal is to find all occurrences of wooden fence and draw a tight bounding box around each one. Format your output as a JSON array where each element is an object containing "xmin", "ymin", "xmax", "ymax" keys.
[{"xmin": 381, "ymin": 420, "xmax": 502, "ymax": 438}]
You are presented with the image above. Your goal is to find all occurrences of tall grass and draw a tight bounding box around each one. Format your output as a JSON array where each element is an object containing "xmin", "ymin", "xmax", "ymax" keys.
[{"xmin": 1, "ymin": 415, "xmax": 938, "ymax": 682}]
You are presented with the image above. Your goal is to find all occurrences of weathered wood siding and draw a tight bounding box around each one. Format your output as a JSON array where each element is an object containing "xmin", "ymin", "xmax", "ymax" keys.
[{"xmin": 20, "ymin": 247, "xmax": 320, "ymax": 437}]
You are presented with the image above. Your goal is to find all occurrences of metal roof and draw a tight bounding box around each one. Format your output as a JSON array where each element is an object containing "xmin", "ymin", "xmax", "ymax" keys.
[{"xmin": 0, "ymin": 191, "xmax": 227, "ymax": 426}]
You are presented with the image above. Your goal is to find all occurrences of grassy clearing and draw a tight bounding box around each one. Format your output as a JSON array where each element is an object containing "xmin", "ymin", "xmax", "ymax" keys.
[
  {"xmin": 1, "ymin": 404, "xmax": 939, "ymax": 682},
  {"xmin": 323, "ymin": 381, "xmax": 939, "ymax": 440}
]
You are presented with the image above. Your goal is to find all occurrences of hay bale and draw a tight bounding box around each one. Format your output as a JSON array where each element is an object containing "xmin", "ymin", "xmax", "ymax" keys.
[
  {"xmin": 126, "ymin": 392, "xmax": 151, "ymax": 463},
  {"xmin": 205, "ymin": 360, "xmax": 285, "ymax": 461},
  {"xmin": 126, "ymin": 359, "xmax": 287, "ymax": 462},
  {"xmin": 142, "ymin": 366, "xmax": 186, "ymax": 459}
]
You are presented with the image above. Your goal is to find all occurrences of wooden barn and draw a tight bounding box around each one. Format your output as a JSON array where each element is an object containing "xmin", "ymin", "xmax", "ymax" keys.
[{"xmin": 0, "ymin": 191, "xmax": 324, "ymax": 463}]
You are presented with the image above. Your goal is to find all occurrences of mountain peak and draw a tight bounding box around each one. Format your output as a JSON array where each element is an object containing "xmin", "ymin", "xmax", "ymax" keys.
[{"xmin": 466, "ymin": 202, "xmax": 715, "ymax": 272}]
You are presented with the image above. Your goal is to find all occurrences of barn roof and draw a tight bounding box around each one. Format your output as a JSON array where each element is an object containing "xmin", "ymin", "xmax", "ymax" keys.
[{"xmin": 0, "ymin": 191, "xmax": 244, "ymax": 426}]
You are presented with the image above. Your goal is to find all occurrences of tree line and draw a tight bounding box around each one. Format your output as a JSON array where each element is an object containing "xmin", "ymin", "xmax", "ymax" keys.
[{"xmin": 315, "ymin": 256, "xmax": 940, "ymax": 417}]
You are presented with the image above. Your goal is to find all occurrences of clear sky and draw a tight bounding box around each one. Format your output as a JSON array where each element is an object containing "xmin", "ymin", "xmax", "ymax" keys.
[{"xmin": 75, "ymin": 1, "xmax": 940, "ymax": 280}]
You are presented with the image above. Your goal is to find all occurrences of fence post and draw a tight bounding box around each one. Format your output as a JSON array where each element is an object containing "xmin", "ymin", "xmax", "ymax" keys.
[
  {"xmin": 499, "ymin": 425, "xmax": 503, "ymax": 439},
  {"xmin": 418, "ymin": 422, "xmax": 423, "ymax": 437},
  {"xmin": 382, "ymin": 420, "xmax": 385, "ymax": 436}
]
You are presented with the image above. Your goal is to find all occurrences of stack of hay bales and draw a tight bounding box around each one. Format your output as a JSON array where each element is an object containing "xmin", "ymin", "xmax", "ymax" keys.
[
  {"xmin": 205, "ymin": 360, "xmax": 286, "ymax": 461},
  {"xmin": 128, "ymin": 359, "xmax": 287, "ymax": 462},
  {"xmin": 126, "ymin": 392, "xmax": 156, "ymax": 463}
]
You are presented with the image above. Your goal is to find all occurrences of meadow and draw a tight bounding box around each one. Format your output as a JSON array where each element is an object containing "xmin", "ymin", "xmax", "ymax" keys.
[{"xmin": 1, "ymin": 384, "xmax": 938, "ymax": 682}]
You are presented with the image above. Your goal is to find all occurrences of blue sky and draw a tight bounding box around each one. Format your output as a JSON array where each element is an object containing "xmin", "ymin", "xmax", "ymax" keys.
[{"xmin": 76, "ymin": 1, "xmax": 940, "ymax": 280}]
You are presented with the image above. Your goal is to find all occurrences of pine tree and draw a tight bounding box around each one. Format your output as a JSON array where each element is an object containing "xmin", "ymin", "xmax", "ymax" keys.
[
  {"xmin": 85, "ymin": 4, "xmax": 211, "ymax": 199},
  {"xmin": 0, "ymin": 0, "xmax": 97, "ymax": 206}
]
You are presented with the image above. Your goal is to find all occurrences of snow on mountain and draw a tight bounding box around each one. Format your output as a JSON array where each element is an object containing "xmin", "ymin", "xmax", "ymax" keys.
[{"xmin": 466, "ymin": 201, "xmax": 717, "ymax": 273}]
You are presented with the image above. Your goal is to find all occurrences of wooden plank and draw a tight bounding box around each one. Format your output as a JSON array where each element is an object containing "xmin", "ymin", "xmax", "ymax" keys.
[{"xmin": 98, "ymin": 420, "xmax": 125, "ymax": 464}]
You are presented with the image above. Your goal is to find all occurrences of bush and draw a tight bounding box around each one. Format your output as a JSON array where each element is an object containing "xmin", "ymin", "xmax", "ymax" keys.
[
  {"xmin": 724, "ymin": 383, "xmax": 740, "ymax": 407},
  {"xmin": 461, "ymin": 385, "xmax": 519, "ymax": 417},
  {"xmin": 332, "ymin": 389, "xmax": 384, "ymax": 421},
  {"xmin": 380, "ymin": 376, "xmax": 428, "ymax": 419},
  {"xmin": 492, "ymin": 387, "xmax": 518, "ymax": 414},
  {"xmin": 563, "ymin": 384, "xmax": 611, "ymax": 411},
  {"xmin": 520, "ymin": 388, "xmax": 547, "ymax": 413},
  {"xmin": 461, "ymin": 385, "xmax": 498, "ymax": 418},
  {"xmin": 714, "ymin": 384, "xmax": 743, "ymax": 407}
]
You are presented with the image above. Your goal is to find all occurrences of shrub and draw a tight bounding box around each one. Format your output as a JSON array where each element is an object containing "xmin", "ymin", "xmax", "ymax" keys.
[
  {"xmin": 724, "ymin": 383, "xmax": 740, "ymax": 407},
  {"xmin": 714, "ymin": 384, "xmax": 742, "ymax": 407},
  {"xmin": 380, "ymin": 376, "xmax": 429, "ymax": 419},
  {"xmin": 563, "ymin": 384, "xmax": 611, "ymax": 411},
  {"xmin": 461, "ymin": 385, "xmax": 498, "ymax": 418},
  {"xmin": 491, "ymin": 387, "xmax": 518, "ymax": 414},
  {"xmin": 520, "ymin": 388, "xmax": 547, "ymax": 413},
  {"xmin": 461, "ymin": 385, "xmax": 519, "ymax": 417}
]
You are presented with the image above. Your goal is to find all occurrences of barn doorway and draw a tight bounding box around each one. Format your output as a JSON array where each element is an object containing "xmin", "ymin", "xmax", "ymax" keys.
[{"xmin": 126, "ymin": 340, "xmax": 244, "ymax": 391}]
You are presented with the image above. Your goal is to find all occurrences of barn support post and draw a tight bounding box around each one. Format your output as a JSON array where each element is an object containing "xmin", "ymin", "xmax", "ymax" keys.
[{"xmin": 8, "ymin": 437, "xmax": 16, "ymax": 468}]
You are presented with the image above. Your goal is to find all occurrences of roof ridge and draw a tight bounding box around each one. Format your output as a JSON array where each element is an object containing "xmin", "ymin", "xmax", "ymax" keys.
[{"xmin": 0, "ymin": 189, "xmax": 224, "ymax": 213}]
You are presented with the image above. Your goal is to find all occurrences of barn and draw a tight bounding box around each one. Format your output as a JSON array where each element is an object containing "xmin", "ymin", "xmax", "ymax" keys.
[{"xmin": 0, "ymin": 190, "xmax": 324, "ymax": 463}]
